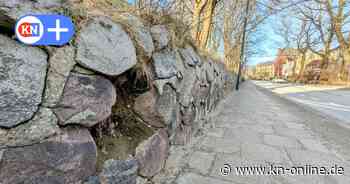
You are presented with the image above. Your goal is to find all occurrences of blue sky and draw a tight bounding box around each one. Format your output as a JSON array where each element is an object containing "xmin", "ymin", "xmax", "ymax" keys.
[{"xmin": 248, "ymin": 15, "xmax": 283, "ymax": 66}]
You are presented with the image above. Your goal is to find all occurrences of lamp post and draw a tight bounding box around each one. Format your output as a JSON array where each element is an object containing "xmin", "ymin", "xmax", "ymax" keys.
[{"xmin": 235, "ymin": 0, "xmax": 250, "ymax": 90}]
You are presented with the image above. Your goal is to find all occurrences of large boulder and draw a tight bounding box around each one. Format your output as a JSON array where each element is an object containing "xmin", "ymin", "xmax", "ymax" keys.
[
  {"xmin": 135, "ymin": 129, "xmax": 169, "ymax": 178},
  {"xmin": 203, "ymin": 60, "xmax": 215, "ymax": 83},
  {"xmin": 178, "ymin": 67, "xmax": 197, "ymax": 107},
  {"xmin": 193, "ymin": 66, "xmax": 210, "ymax": 120},
  {"xmin": 76, "ymin": 17, "xmax": 137, "ymax": 76},
  {"xmin": 133, "ymin": 84, "xmax": 177, "ymax": 128},
  {"xmin": 0, "ymin": 0, "xmax": 62, "ymax": 28},
  {"xmin": 99, "ymin": 159, "xmax": 138, "ymax": 184},
  {"xmin": 179, "ymin": 102, "xmax": 196, "ymax": 126},
  {"xmin": 43, "ymin": 46, "xmax": 76, "ymax": 107},
  {"xmin": 150, "ymin": 25, "xmax": 169, "ymax": 50},
  {"xmin": 156, "ymin": 84, "xmax": 178, "ymax": 127},
  {"xmin": 0, "ymin": 108, "xmax": 60, "ymax": 148},
  {"xmin": 154, "ymin": 76, "xmax": 178, "ymax": 95},
  {"xmin": 54, "ymin": 73, "xmax": 116, "ymax": 127},
  {"xmin": 0, "ymin": 128, "xmax": 97, "ymax": 184},
  {"xmin": 114, "ymin": 13, "xmax": 154, "ymax": 58},
  {"xmin": 152, "ymin": 49, "xmax": 185, "ymax": 80},
  {"xmin": 179, "ymin": 46, "xmax": 201, "ymax": 67},
  {"xmin": 0, "ymin": 35, "xmax": 47, "ymax": 128},
  {"xmin": 152, "ymin": 50, "xmax": 185, "ymax": 94},
  {"xmin": 133, "ymin": 87, "xmax": 165, "ymax": 128}
]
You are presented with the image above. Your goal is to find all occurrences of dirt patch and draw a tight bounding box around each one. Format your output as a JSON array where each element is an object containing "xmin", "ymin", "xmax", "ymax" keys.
[
  {"xmin": 90, "ymin": 104, "xmax": 154, "ymax": 171},
  {"xmin": 90, "ymin": 69, "xmax": 155, "ymax": 171}
]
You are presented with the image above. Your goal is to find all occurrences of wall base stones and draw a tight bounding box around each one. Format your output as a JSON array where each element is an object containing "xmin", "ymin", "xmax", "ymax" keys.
[
  {"xmin": 99, "ymin": 159, "xmax": 139, "ymax": 184},
  {"xmin": 0, "ymin": 128, "xmax": 97, "ymax": 184},
  {"xmin": 136, "ymin": 129, "xmax": 169, "ymax": 178},
  {"xmin": 0, "ymin": 2, "xmax": 234, "ymax": 183}
]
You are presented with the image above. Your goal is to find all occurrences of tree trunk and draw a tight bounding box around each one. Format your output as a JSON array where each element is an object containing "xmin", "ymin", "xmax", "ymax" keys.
[
  {"xmin": 340, "ymin": 49, "xmax": 350, "ymax": 80},
  {"xmin": 192, "ymin": 0, "xmax": 208, "ymax": 43},
  {"xmin": 297, "ymin": 52, "xmax": 306, "ymax": 81},
  {"xmin": 320, "ymin": 53, "xmax": 330, "ymax": 82},
  {"xmin": 198, "ymin": 0, "xmax": 217, "ymax": 49}
]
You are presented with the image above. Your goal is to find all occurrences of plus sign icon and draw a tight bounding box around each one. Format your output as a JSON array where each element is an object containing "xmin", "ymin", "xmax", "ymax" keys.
[{"xmin": 15, "ymin": 14, "xmax": 74, "ymax": 46}]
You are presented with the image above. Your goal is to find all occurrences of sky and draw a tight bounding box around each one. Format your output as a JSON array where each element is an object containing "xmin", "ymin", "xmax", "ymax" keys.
[{"xmin": 248, "ymin": 15, "xmax": 283, "ymax": 66}]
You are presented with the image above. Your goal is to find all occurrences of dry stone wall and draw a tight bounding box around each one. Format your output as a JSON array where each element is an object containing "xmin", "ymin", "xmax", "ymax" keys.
[{"xmin": 0, "ymin": 1, "xmax": 234, "ymax": 183}]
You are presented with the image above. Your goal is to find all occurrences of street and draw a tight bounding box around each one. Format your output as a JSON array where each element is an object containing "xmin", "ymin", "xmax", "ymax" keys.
[
  {"xmin": 154, "ymin": 81, "xmax": 350, "ymax": 184},
  {"xmin": 253, "ymin": 81, "xmax": 350, "ymax": 128}
]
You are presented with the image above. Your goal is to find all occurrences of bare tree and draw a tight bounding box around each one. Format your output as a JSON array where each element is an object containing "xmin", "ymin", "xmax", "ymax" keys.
[
  {"xmin": 275, "ymin": 11, "xmax": 314, "ymax": 81},
  {"xmin": 324, "ymin": 0, "xmax": 350, "ymax": 79},
  {"xmin": 191, "ymin": 0, "xmax": 222, "ymax": 49}
]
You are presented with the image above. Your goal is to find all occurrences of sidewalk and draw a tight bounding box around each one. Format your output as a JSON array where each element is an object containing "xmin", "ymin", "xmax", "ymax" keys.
[{"xmin": 154, "ymin": 81, "xmax": 350, "ymax": 184}]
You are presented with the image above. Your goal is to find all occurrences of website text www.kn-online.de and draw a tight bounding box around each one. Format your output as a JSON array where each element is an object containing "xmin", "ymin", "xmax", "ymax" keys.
[{"xmin": 220, "ymin": 163, "xmax": 345, "ymax": 176}]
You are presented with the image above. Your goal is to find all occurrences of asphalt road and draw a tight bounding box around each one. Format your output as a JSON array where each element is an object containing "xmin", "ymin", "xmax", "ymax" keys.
[{"xmin": 253, "ymin": 80, "xmax": 350, "ymax": 128}]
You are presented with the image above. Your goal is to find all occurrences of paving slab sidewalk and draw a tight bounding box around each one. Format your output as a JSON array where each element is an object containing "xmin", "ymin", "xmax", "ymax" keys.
[{"xmin": 153, "ymin": 81, "xmax": 350, "ymax": 184}]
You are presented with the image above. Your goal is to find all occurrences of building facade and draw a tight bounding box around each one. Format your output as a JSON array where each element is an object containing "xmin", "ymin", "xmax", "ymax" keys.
[
  {"xmin": 274, "ymin": 48, "xmax": 299, "ymax": 79},
  {"xmin": 255, "ymin": 61, "xmax": 275, "ymax": 80}
]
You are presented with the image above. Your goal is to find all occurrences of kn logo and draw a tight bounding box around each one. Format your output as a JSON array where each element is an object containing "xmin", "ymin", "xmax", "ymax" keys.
[{"xmin": 15, "ymin": 14, "xmax": 75, "ymax": 46}]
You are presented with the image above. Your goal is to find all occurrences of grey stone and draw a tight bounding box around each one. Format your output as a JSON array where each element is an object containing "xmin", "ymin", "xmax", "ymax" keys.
[
  {"xmin": 84, "ymin": 176, "xmax": 100, "ymax": 184},
  {"xmin": 133, "ymin": 87, "xmax": 165, "ymax": 128},
  {"xmin": 192, "ymin": 67, "xmax": 210, "ymax": 120},
  {"xmin": 179, "ymin": 46, "xmax": 201, "ymax": 67},
  {"xmin": 0, "ymin": 35, "xmax": 47, "ymax": 128},
  {"xmin": 0, "ymin": 128, "xmax": 97, "ymax": 184},
  {"xmin": 115, "ymin": 13, "xmax": 154, "ymax": 57},
  {"xmin": 76, "ymin": 17, "xmax": 137, "ymax": 76},
  {"xmin": 174, "ymin": 49, "xmax": 186, "ymax": 78},
  {"xmin": 99, "ymin": 159, "xmax": 138, "ymax": 184},
  {"xmin": 203, "ymin": 60, "xmax": 215, "ymax": 83},
  {"xmin": 152, "ymin": 50, "xmax": 179, "ymax": 79},
  {"xmin": 154, "ymin": 77, "xmax": 178, "ymax": 95},
  {"xmin": 150, "ymin": 25, "xmax": 169, "ymax": 50},
  {"xmin": 136, "ymin": 177, "xmax": 148, "ymax": 184},
  {"xmin": 157, "ymin": 84, "xmax": 178, "ymax": 126},
  {"xmin": 54, "ymin": 73, "xmax": 116, "ymax": 127},
  {"xmin": 0, "ymin": 108, "xmax": 60, "ymax": 148},
  {"xmin": 179, "ymin": 103, "xmax": 196, "ymax": 126},
  {"xmin": 0, "ymin": 0, "xmax": 62, "ymax": 28},
  {"xmin": 133, "ymin": 84, "xmax": 177, "ymax": 128},
  {"xmin": 153, "ymin": 51, "xmax": 185, "ymax": 92},
  {"xmin": 136, "ymin": 129, "xmax": 169, "ymax": 177},
  {"xmin": 178, "ymin": 67, "xmax": 197, "ymax": 107},
  {"xmin": 43, "ymin": 46, "xmax": 76, "ymax": 107}
]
